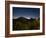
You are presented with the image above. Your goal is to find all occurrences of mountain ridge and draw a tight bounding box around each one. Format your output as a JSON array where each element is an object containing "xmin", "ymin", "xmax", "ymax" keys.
[{"xmin": 13, "ymin": 17, "xmax": 36, "ymax": 20}]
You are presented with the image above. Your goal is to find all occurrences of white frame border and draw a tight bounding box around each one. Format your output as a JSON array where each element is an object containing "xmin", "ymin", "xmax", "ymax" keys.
[{"xmin": 10, "ymin": 4, "xmax": 43, "ymax": 34}]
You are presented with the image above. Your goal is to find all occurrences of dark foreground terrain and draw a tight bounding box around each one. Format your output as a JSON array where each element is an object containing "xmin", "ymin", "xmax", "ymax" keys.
[{"xmin": 13, "ymin": 17, "xmax": 40, "ymax": 30}]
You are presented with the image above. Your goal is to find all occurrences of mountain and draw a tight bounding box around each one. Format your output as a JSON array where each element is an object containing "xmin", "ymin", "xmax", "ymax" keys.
[
  {"xmin": 13, "ymin": 17, "xmax": 35, "ymax": 22},
  {"xmin": 16, "ymin": 17, "xmax": 28, "ymax": 20},
  {"xmin": 13, "ymin": 17, "xmax": 29, "ymax": 22},
  {"xmin": 14, "ymin": 16, "xmax": 31, "ymax": 19}
]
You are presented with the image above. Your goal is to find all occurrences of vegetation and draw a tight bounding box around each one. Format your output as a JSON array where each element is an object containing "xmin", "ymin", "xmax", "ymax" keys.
[{"xmin": 13, "ymin": 17, "xmax": 40, "ymax": 30}]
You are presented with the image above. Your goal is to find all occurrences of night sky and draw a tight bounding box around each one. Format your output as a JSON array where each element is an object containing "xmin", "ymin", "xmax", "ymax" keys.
[{"xmin": 13, "ymin": 7, "xmax": 40, "ymax": 19}]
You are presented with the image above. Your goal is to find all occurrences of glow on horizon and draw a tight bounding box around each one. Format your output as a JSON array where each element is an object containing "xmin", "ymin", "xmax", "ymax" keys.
[
  {"xmin": 13, "ymin": 16, "xmax": 39, "ymax": 19},
  {"xmin": 13, "ymin": 16, "xmax": 31, "ymax": 19}
]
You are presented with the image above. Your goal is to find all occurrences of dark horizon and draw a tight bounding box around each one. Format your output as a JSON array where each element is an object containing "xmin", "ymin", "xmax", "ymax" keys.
[{"xmin": 13, "ymin": 7, "xmax": 40, "ymax": 19}]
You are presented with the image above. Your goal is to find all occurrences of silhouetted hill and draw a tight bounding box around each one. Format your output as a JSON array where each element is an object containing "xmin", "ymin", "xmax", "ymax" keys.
[
  {"xmin": 16, "ymin": 17, "xmax": 27, "ymax": 19},
  {"xmin": 13, "ymin": 17, "xmax": 36, "ymax": 21},
  {"xmin": 13, "ymin": 17, "xmax": 29, "ymax": 22}
]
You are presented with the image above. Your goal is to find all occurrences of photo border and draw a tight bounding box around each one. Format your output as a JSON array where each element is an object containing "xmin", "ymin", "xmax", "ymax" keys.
[
  {"xmin": 5, "ymin": 1, "xmax": 45, "ymax": 37},
  {"xmin": 10, "ymin": 4, "xmax": 42, "ymax": 34}
]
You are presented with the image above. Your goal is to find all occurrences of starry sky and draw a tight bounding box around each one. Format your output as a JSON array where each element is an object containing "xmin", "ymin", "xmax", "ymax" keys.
[{"xmin": 13, "ymin": 7, "xmax": 40, "ymax": 19}]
